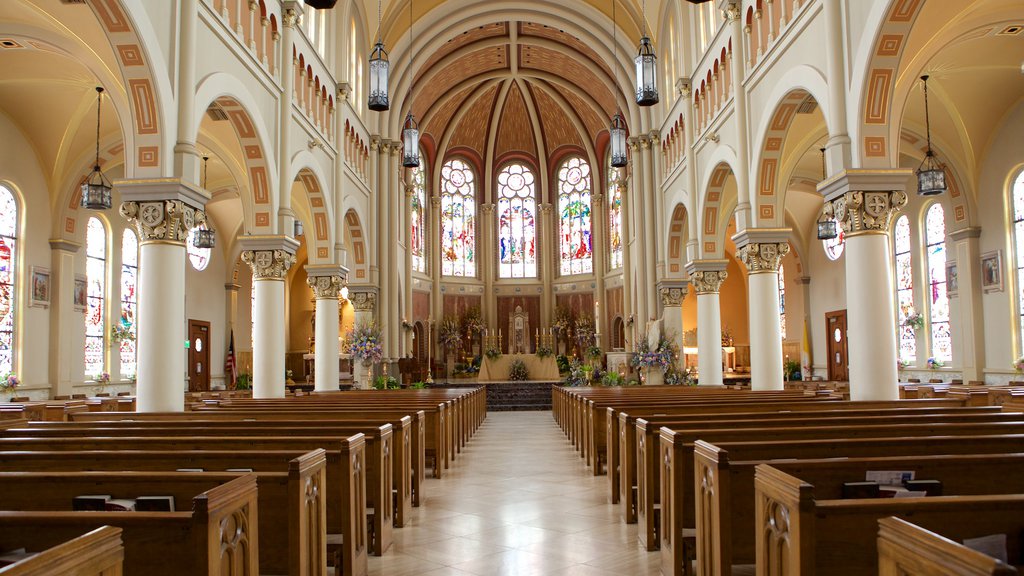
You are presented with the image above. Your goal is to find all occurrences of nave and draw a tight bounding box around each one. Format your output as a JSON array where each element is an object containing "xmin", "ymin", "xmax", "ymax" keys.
[{"xmin": 370, "ymin": 411, "xmax": 659, "ymax": 576}]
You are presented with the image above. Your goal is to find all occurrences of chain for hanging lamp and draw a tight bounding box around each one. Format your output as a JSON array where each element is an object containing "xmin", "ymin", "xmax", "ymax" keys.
[
  {"xmin": 193, "ymin": 155, "xmax": 216, "ymax": 249},
  {"xmin": 609, "ymin": 0, "xmax": 628, "ymax": 168},
  {"xmin": 816, "ymin": 147, "xmax": 837, "ymax": 240},
  {"xmin": 80, "ymin": 86, "xmax": 112, "ymax": 210},
  {"xmin": 402, "ymin": 0, "xmax": 420, "ymax": 168},
  {"xmin": 368, "ymin": 0, "xmax": 390, "ymax": 111},
  {"xmin": 916, "ymin": 75, "xmax": 946, "ymax": 196},
  {"xmin": 634, "ymin": 0, "xmax": 659, "ymax": 106}
]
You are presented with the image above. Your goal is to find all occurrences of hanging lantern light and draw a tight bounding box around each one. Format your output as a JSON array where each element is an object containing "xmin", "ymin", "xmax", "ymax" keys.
[
  {"xmin": 81, "ymin": 86, "xmax": 112, "ymax": 210},
  {"xmin": 367, "ymin": 0, "xmax": 389, "ymax": 112},
  {"xmin": 294, "ymin": 219, "xmax": 304, "ymax": 237},
  {"xmin": 634, "ymin": 0, "xmax": 658, "ymax": 106},
  {"xmin": 403, "ymin": 113, "xmax": 420, "ymax": 168},
  {"xmin": 916, "ymin": 75, "xmax": 945, "ymax": 196},
  {"xmin": 816, "ymin": 219, "xmax": 837, "ymax": 241},
  {"xmin": 193, "ymin": 155, "xmax": 216, "ymax": 249},
  {"xmin": 610, "ymin": 112, "xmax": 628, "ymax": 168}
]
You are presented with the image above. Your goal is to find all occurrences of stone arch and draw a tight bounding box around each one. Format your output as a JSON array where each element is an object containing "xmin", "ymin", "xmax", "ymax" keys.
[
  {"xmin": 699, "ymin": 154, "xmax": 740, "ymax": 259},
  {"xmin": 193, "ymin": 73, "xmax": 279, "ymax": 235},
  {"xmin": 344, "ymin": 209, "xmax": 369, "ymax": 282},
  {"xmin": 291, "ymin": 159, "xmax": 335, "ymax": 265},
  {"xmin": 666, "ymin": 203, "xmax": 688, "ymax": 278},
  {"xmin": 87, "ymin": 0, "xmax": 174, "ymax": 177}
]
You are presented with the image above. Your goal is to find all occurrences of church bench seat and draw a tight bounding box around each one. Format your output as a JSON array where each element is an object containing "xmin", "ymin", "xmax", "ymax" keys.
[
  {"xmin": 755, "ymin": 464, "xmax": 1024, "ymax": 576},
  {"xmin": 0, "ymin": 525, "xmax": 124, "ymax": 576},
  {"xmin": 0, "ymin": 430, "xmax": 388, "ymax": 560},
  {"xmin": 695, "ymin": 445, "xmax": 1024, "ymax": 576},
  {"xmin": 877, "ymin": 516, "xmax": 1019, "ymax": 576},
  {"xmin": 660, "ymin": 431, "xmax": 1024, "ymax": 576},
  {"xmin": 0, "ymin": 474, "xmax": 259, "ymax": 576}
]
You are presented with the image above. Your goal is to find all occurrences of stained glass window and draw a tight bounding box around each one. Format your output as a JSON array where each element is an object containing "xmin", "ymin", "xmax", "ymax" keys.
[
  {"xmin": 186, "ymin": 224, "xmax": 211, "ymax": 271},
  {"xmin": 608, "ymin": 161, "xmax": 623, "ymax": 269},
  {"xmin": 1014, "ymin": 172, "xmax": 1024, "ymax": 352},
  {"xmin": 893, "ymin": 215, "xmax": 916, "ymax": 363},
  {"xmin": 440, "ymin": 158, "xmax": 476, "ymax": 277},
  {"xmin": 823, "ymin": 217, "xmax": 845, "ymax": 260},
  {"xmin": 497, "ymin": 163, "xmax": 537, "ymax": 278},
  {"xmin": 558, "ymin": 157, "xmax": 593, "ymax": 275},
  {"xmin": 85, "ymin": 217, "xmax": 106, "ymax": 377},
  {"xmin": 926, "ymin": 204, "xmax": 951, "ymax": 362},
  {"xmin": 0, "ymin": 186, "xmax": 17, "ymax": 376},
  {"xmin": 778, "ymin": 263, "xmax": 786, "ymax": 340},
  {"xmin": 411, "ymin": 159, "xmax": 426, "ymax": 273},
  {"xmin": 119, "ymin": 229, "xmax": 138, "ymax": 378}
]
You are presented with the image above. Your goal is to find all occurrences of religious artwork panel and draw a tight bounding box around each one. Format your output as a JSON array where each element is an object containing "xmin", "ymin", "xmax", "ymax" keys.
[
  {"xmin": 893, "ymin": 215, "xmax": 916, "ymax": 363},
  {"xmin": 411, "ymin": 162, "xmax": 426, "ymax": 273},
  {"xmin": 120, "ymin": 229, "xmax": 139, "ymax": 377},
  {"xmin": 497, "ymin": 163, "xmax": 537, "ymax": 278},
  {"xmin": 0, "ymin": 186, "xmax": 15, "ymax": 375},
  {"xmin": 441, "ymin": 159, "xmax": 476, "ymax": 277},
  {"xmin": 925, "ymin": 204, "xmax": 950, "ymax": 362},
  {"xmin": 85, "ymin": 218, "xmax": 106, "ymax": 376},
  {"xmin": 558, "ymin": 157, "xmax": 593, "ymax": 276},
  {"xmin": 608, "ymin": 163, "xmax": 623, "ymax": 269}
]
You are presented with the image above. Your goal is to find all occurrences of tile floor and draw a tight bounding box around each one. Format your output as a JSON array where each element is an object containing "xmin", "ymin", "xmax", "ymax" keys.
[{"xmin": 367, "ymin": 411, "xmax": 661, "ymax": 576}]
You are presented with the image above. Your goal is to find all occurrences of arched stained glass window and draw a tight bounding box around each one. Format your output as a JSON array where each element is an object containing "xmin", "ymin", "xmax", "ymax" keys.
[
  {"xmin": 85, "ymin": 217, "xmax": 106, "ymax": 377},
  {"xmin": 558, "ymin": 157, "xmax": 593, "ymax": 275},
  {"xmin": 119, "ymin": 229, "xmax": 138, "ymax": 378},
  {"xmin": 926, "ymin": 204, "xmax": 951, "ymax": 362},
  {"xmin": 778, "ymin": 263, "xmax": 786, "ymax": 340},
  {"xmin": 1013, "ymin": 172, "xmax": 1024, "ymax": 351},
  {"xmin": 411, "ymin": 160, "xmax": 426, "ymax": 273},
  {"xmin": 608, "ymin": 162, "xmax": 623, "ymax": 269},
  {"xmin": 187, "ymin": 224, "xmax": 211, "ymax": 271},
  {"xmin": 894, "ymin": 215, "xmax": 916, "ymax": 363},
  {"xmin": 497, "ymin": 163, "xmax": 537, "ymax": 278},
  {"xmin": 0, "ymin": 186, "xmax": 17, "ymax": 376},
  {"xmin": 440, "ymin": 159, "xmax": 476, "ymax": 277}
]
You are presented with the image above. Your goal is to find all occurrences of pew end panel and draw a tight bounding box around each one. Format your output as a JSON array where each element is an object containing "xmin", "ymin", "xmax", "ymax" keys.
[
  {"xmin": 878, "ymin": 516, "xmax": 1018, "ymax": 576},
  {"xmin": 753, "ymin": 464, "xmax": 815, "ymax": 576},
  {"xmin": 192, "ymin": 473, "xmax": 261, "ymax": 576},
  {"xmin": 0, "ymin": 525, "xmax": 124, "ymax": 576},
  {"xmin": 289, "ymin": 449, "xmax": 328, "ymax": 576},
  {"xmin": 339, "ymin": 434, "xmax": 369, "ymax": 576}
]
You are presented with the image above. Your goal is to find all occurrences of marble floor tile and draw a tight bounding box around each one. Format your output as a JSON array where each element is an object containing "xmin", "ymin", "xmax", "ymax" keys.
[{"xmin": 367, "ymin": 411, "xmax": 661, "ymax": 576}]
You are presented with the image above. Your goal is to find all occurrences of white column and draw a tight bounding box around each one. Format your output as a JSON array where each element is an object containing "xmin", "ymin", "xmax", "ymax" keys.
[
  {"xmin": 118, "ymin": 181, "xmax": 210, "ymax": 412},
  {"xmin": 820, "ymin": 170, "xmax": 913, "ymax": 400},
  {"xmin": 277, "ymin": 3, "xmax": 302, "ymax": 233},
  {"xmin": 628, "ymin": 138, "xmax": 648, "ymax": 323},
  {"xmin": 641, "ymin": 136, "xmax": 658, "ymax": 316},
  {"xmin": 736, "ymin": 238, "xmax": 789, "ymax": 391},
  {"xmin": 688, "ymin": 264, "xmax": 728, "ymax": 386},
  {"xmin": 950, "ymin": 228, "xmax": 983, "ymax": 381},
  {"xmin": 821, "ymin": 0, "xmax": 852, "ymax": 172},
  {"xmin": 616, "ymin": 171, "xmax": 635, "ymax": 348},
  {"xmin": 48, "ymin": 239, "xmax": 81, "ymax": 399},
  {"xmin": 307, "ymin": 268, "xmax": 345, "ymax": 392},
  {"xmin": 173, "ymin": 0, "xmax": 202, "ymax": 182},
  {"xmin": 241, "ymin": 238, "xmax": 299, "ymax": 399},
  {"xmin": 659, "ymin": 282, "xmax": 687, "ymax": 368},
  {"xmin": 725, "ymin": 3, "xmax": 752, "ymax": 229}
]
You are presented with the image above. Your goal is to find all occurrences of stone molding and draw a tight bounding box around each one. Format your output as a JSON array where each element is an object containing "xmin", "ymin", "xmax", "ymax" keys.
[
  {"xmin": 350, "ymin": 290, "xmax": 377, "ymax": 312},
  {"xmin": 690, "ymin": 270, "xmax": 728, "ymax": 294},
  {"xmin": 737, "ymin": 241, "xmax": 790, "ymax": 274},
  {"xmin": 660, "ymin": 286, "xmax": 687, "ymax": 307},
  {"xmin": 307, "ymin": 275, "xmax": 343, "ymax": 299},
  {"xmin": 828, "ymin": 190, "xmax": 907, "ymax": 236},
  {"xmin": 242, "ymin": 249, "xmax": 296, "ymax": 280},
  {"xmin": 120, "ymin": 200, "xmax": 200, "ymax": 245}
]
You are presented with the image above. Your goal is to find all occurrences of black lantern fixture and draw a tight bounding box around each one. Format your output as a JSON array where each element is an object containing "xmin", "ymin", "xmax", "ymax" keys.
[
  {"xmin": 634, "ymin": 0, "xmax": 658, "ymax": 106},
  {"xmin": 816, "ymin": 148, "xmax": 838, "ymax": 240},
  {"xmin": 916, "ymin": 75, "xmax": 945, "ymax": 196},
  {"xmin": 193, "ymin": 156, "xmax": 216, "ymax": 249},
  {"xmin": 303, "ymin": 0, "xmax": 338, "ymax": 8},
  {"xmin": 294, "ymin": 219, "xmax": 304, "ymax": 237},
  {"xmin": 401, "ymin": 0, "xmax": 420, "ymax": 168},
  {"xmin": 367, "ymin": 0, "xmax": 389, "ymax": 111},
  {"xmin": 609, "ymin": 1, "xmax": 628, "ymax": 168},
  {"xmin": 81, "ymin": 87, "xmax": 112, "ymax": 210}
]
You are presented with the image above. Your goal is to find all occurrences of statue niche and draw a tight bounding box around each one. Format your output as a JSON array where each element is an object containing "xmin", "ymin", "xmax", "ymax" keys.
[{"xmin": 507, "ymin": 305, "xmax": 531, "ymax": 354}]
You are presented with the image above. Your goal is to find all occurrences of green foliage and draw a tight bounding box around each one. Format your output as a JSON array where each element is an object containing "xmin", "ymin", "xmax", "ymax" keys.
[
  {"xmin": 601, "ymin": 371, "xmax": 626, "ymax": 387},
  {"xmin": 556, "ymin": 354, "xmax": 570, "ymax": 374},
  {"xmin": 372, "ymin": 375, "xmax": 400, "ymax": 390},
  {"xmin": 586, "ymin": 346, "xmax": 603, "ymax": 360},
  {"xmin": 508, "ymin": 359, "xmax": 529, "ymax": 381},
  {"xmin": 783, "ymin": 359, "xmax": 801, "ymax": 381},
  {"xmin": 410, "ymin": 381, "xmax": 427, "ymax": 389},
  {"xmin": 535, "ymin": 345, "xmax": 553, "ymax": 359},
  {"xmin": 234, "ymin": 373, "xmax": 251, "ymax": 390},
  {"xmin": 485, "ymin": 347, "xmax": 502, "ymax": 360}
]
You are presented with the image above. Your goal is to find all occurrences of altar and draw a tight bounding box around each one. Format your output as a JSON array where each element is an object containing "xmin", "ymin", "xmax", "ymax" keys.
[{"xmin": 477, "ymin": 354, "xmax": 560, "ymax": 381}]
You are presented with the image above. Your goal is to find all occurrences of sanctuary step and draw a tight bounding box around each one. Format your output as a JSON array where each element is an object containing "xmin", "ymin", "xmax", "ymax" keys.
[{"xmin": 433, "ymin": 380, "xmax": 557, "ymax": 411}]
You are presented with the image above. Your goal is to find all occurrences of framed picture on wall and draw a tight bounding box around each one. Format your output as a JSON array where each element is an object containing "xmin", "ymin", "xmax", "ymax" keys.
[
  {"xmin": 73, "ymin": 274, "xmax": 87, "ymax": 311},
  {"xmin": 29, "ymin": 266, "xmax": 50, "ymax": 308},
  {"xmin": 981, "ymin": 250, "xmax": 1003, "ymax": 293},
  {"xmin": 945, "ymin": 261, "xmax": 958, "ymax": 298}
]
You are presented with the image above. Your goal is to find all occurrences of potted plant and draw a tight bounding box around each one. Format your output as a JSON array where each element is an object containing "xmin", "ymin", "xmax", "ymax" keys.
[
  {"xmin": 508, "ymin": 359, "xmax": 529, "ymax": 381},
  {"xmin": 234, "ymin": 372, "xmax": 251, "ymax": 390}
]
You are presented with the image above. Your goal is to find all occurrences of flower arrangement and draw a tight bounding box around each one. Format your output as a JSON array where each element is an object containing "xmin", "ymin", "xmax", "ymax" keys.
[
  {"xmin": 110, "ymin": 323, "xmax": 134, "ymax": 343},
  {"xmin": 438, "ymin": 316, "xmax": 462, "ymax": 351},
  {"xmin": 347, "ymin": 322, "xmax": 384, "ymax": 364},
  {"xmin": 721, "ymin": 325, "xmax": 734, "ymax": 347},
  {"xmin": 235, "ymin": 372, "xmax": 251, "ymax": 390},
  {"xmin": 484, "ymin": 347, "xmax": 502, "ymax": 360},
  {"xmin": 1016, "ymin": 357, "xmax": 1024, "ymax": 373},
  {"xmin": 508, "ymin": 359, "xmax": 529, "ymax": 381},
  {"xmin": 926, "ymin": 357, "xmax": 944, "ymax": 369},
  {"xmin": 462, "ymin": 307, "xmax": 486, "ymax": 335},
  {"xmin": 586, "ymin": 345, "xmax": 603, "ymax": 360},
  {"xmin": 410, "ymin": 381, "xmax": 427, "ymax": 389},
  {"xmin": 902, "ymin": 308, "xmax": 925, "ymax": 331},
  {"xmin": 898, "ymin": 358, "xmax": 911, "ymax": 370},
  {"xmin": 631, "ymin": 337, "xmax": 676, "ymax": 371},
  {"xmin": 285, "ymin": 369, "xmax": 294, "ymax": 383},
  {"xmin": 552, "ymin": 307, "xmax": 572, "ymax": 335},
  {"xmin": 575, "ymin": 317, "xmax": 596, "ymax": 348},
  {"xmin": 94, "ymin": 371, "xmax": 111, "ymax": 385},
  {"xmin": 535, "ymin": 345, "xmax": 553, "ymax": 359},
  {"xmin": 565, "ymin": 359, "xmax": 588, "ymax": 387},
  {"xmin": 664, "ymin": 365, "xmax": 695, "ymax": 386},
  {"xmin": 1, "ymin": 372, "xmax": 19, "ymax": 394}
]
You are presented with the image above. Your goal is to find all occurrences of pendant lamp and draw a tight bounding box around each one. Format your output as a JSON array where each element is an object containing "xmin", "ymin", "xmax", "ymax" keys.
[{"xmin": 81, "ymin": 87, "xmax": 112, "ymax": 210}]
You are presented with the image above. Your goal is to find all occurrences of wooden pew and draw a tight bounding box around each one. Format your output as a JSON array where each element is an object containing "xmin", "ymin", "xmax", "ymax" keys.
[
  {"xmin": 696, "ymin": 446, "xmax": 1024, "ymax": 576},
  {"xmin": 0, "ymin": 525, "xmax": 124, "ymax": 575},
  {"xmin": 755, "ymin": 464, "xmax": 1024, "ymax": 576},
  {"xmin": 0, "ymin": 451, "xmax": 327, "ymax": 576},
  {"xmin": 877, "ymin": 517, "xmax": 1019, "ymax": 576},
  {"xmin": 0, "ymin": 474, "xmax": 259, "ymax": 576}
]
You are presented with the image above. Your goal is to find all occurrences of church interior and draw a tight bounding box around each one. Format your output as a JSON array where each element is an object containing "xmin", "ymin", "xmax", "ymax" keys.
[{"xmin": 0, "ymin": 0, "xmax": 1023, "ymax": 574}]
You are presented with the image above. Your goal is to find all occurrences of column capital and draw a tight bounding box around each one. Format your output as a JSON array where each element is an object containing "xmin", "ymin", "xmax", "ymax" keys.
[
  {"xmin": 480, "ymin": 203, "xmax": 495, "ymax": 215},
  {"xmin": 349, "ymin": 288, "xmax": 377, "ymax": 312},
  {"xmin": 658, "ymin": 280, "xmax": 688, "ymax": 307},
  {"xmin": 369, "ymin": 136, "xmax": 382, "ymax": 152},
  {"xmin": 723, "ymin": 2, "xmax": 742, "ymax": 22},
  {"xmin": 797, "ymin": 275, "xmax": 811, "ymax": 286},
  {"xmin": 818, "ymin": 169, "xmax": 913, "ymax": 235},
  {"xmin": 628, "ymin": 137, "xmax": 642, "ymax": 152},
  {"xmin": 950, "ymin": 226, "xmax": 982, "ymax": 242},
  {"xmin": 592, "ymin": 193, "xmax": 605, "ymax": 207},
  {"xmin": 676, "ymin": 78, "xmax": 691, "ymax": 98},
  {"xmin": 48, "ymin": 238, "xmax": 82, "ymax": 253},
  {"xmin": 686, "ymin": 259, "xmax": 729, "ymax": 294},
  {"xmin": 540, "ymin": 203, "xmax": 554, "ymax": 216},
  {"xmin": 430, "ymin": 195, "xmax": 441, "ymax": 208},
  {"xmin": 240, "ymin": 235, "xmax": 300, "ymax": 280},
  {"xmin": 306, "ymin": 274, "xmax": 343, "ymax": 299},
  {"xmin": 337, "ymin": 82, "xmax": 352, "ymax": 102},
  {"xmin": 281, "ymin": 1, "xmax": 303, "ymax": 28},
  {"xmin": 224, "ymin": 283, "xmax": 241, "ymax": 292},
  {"xmin": 120, "ymin": 200, "xmax": 204, "ymax": 245},
  {"xmin": 736, "ymin": 241, "xmax": 790, "ymax": 274}
]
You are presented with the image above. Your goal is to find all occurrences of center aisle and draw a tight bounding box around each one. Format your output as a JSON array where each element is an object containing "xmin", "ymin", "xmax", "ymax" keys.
[{"xmin": 369, "ymin": 411, "xmax": 661, "ymax": 576}]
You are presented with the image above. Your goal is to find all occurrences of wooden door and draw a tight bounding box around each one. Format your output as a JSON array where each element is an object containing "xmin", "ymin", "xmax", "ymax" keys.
[
  {"xmin": 825, "ymin": 310, "xmax": 848, "ymax": 381},
  {"xmin": 188, "ymin": 320, "xmax": 211, "ymax": 392}
]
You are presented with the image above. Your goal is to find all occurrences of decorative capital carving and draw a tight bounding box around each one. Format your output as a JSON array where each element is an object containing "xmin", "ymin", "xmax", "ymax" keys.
[
  {"xmin": 628, "ymin": 137, "xmax": 642, "ymax": 152},
  {"xmin": 660, "ymin": 286, "xmax": 687, "ymax": 307},
  {"xmin": 592, "ymin": 193, "xmax": 605, "ymax": 207},
  {"xmin": 830, "ymin": 190, "xmax": 907, "ymax": 236},
  {"xmin": 480, "ymin": 203, "xmax": 495, "ymax": 215},
  {"xmin": 337, "ymin": 82, "xmax": 352, "ymax": 102},
  {"xmin": 242, "ymin": 249, "xmax": 296, "ymax": 280},
  {"xmin": 724, "ymin": 3, "xmax": 742, "ymax": 22},
  {"xmin": 540, "ymin": 203, "xmax": 554, "ymax": 216},
  {"xmin": 676, "ymin": 78, "xmax": 691, "ymax": 98},
  {"xmin": 282, "ymin": 8, "xmax": 300, "ymax": 28},
  {"xmin": 737, "ymin": 242, "xmax": 790, "ymax": 274},
  {"xmin": 120, "ymin": 200, "xmax": 197, "ymax": 244},
  {"xmin": 640, "ymin": 136, "xmax": 652, "ymax": 150},
  {"xmin": 690, "ymin": 270, "xmax": 728, "ymax": 294},
  {"xmin": 307, "ymin": 274, "xmax": 343, "ymax": 299},
  {"xmin": 350, "ymin": 290, "xmax": 377, "ymax": 312},
  {"xmin": 369, "ymin": 136, "xmax": 381, "ymax": 152},
  {"xmin": 430, "ymin": 195, "xmax": 441, "ymax": 208}
]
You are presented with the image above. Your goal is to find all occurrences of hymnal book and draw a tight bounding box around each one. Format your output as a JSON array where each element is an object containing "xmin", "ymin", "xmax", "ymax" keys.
[
  {"xmin": 905, "ymin": 479, "xmax": 942, "ymax": 496},
  {"xmin": 135, "ymin": 496, "xmax": 175, "ymax": 512},
  {"xmin": 176, "ymin": 468, "xmax": 204, "ymax": 472},
  {"xmin": 104, "ymin": 499, "xmax": 136, "ymax": 511},
  {"xmin": 841, "ymin": 482, "xmax": 879, "ymax": 499},
  {"xmin": 225, "ymin": 468, "xmax": 254, "ymax": 473},
  {"xmin": 72, "ymin": 495, "xmax": 111, "ymax": 511}
]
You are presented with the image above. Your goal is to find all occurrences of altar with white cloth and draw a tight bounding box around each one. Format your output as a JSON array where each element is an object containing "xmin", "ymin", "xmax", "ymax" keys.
[{"xmin": 478, "ymin": 354, "xmax": 560, "ymax": 381}]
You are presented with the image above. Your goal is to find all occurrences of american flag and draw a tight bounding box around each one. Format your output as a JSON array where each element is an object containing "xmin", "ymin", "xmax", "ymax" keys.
[{"xmin": 225, "ymin": 330, "xmax": 237, "ymax": 388}]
